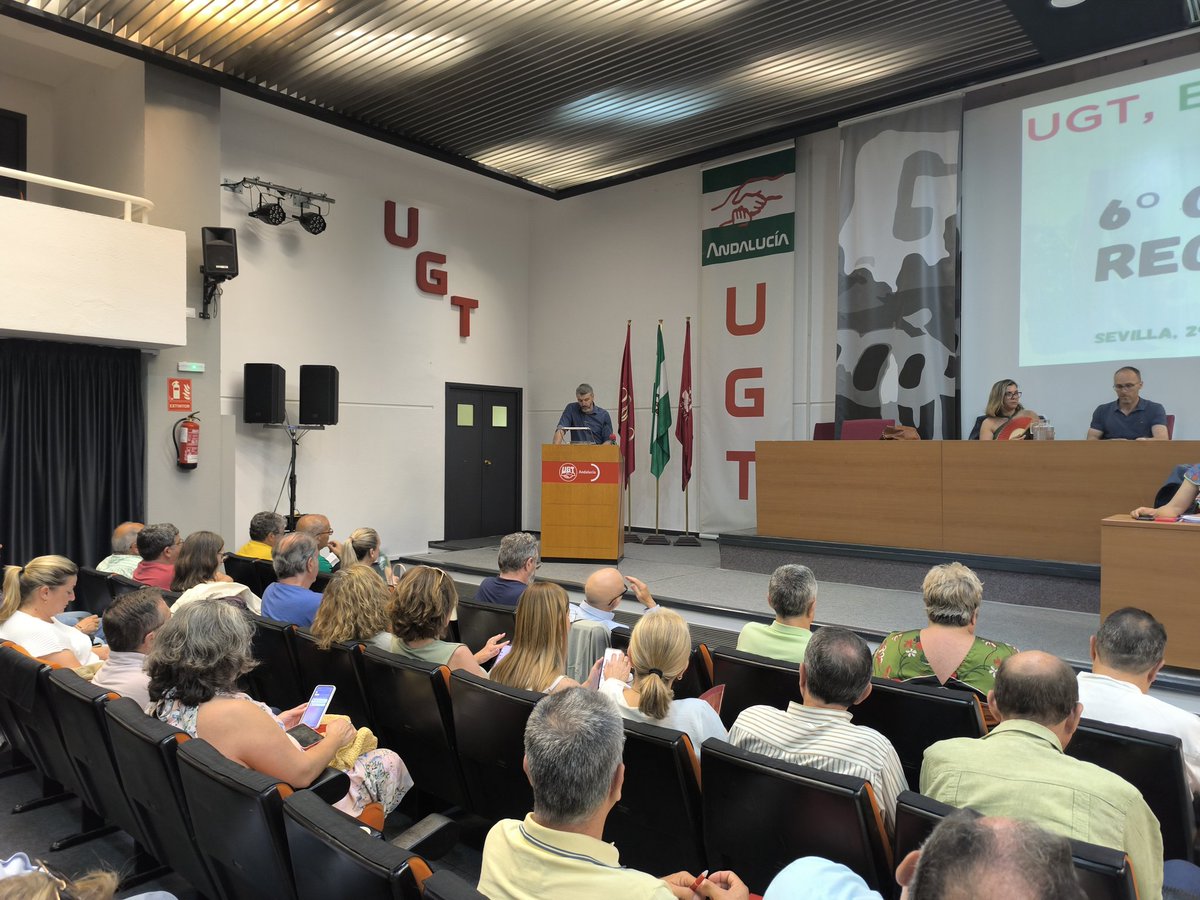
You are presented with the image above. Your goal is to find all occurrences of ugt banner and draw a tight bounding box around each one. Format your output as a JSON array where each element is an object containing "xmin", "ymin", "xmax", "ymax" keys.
[{"xmin": 699, "ymin": 147, "xmax": 795, "ymax": 532}]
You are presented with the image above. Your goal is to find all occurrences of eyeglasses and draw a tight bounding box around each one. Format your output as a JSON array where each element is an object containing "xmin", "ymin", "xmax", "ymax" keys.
[
  {"xmin": 1113, "ymin": 383, "xmax": 1139, "ymax": 390},
  {"xmin": 1003, "ymin": 391, "xmax": 1022, "ymax": 399},
  {"xmin": 603, "ymin": 588, "xmax": 630, "ymax": 606}
]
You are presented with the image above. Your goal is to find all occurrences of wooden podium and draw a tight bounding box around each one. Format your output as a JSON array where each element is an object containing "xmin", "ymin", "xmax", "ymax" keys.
[{"xmin": 540, "ymin": 444, "xmax": 624, "ymax": 563}]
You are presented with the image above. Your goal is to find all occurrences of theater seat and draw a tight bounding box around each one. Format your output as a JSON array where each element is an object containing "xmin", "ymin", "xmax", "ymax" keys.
[
  {"xmin": 223, "ymin": 555, "xmax": 263, "ymax": 594},
  {"xmin": 702, "ymin": 739, "xmax": 893, "ymax": 895},
  {"xmin": 456, "ymin": 600, "xmax": 516, "ymax": 658},
  {"xmin": 421, "ymin": 870, "xmax": 488, "ymax": 900},
  {"xmin": 244, "ymin": 614, "xmax": 304, "ymax": 710},
  {"xmin": 109, "ymin": 573, "xmax": 145, "ymax": 598},
  {"xmin": 704, "ymin": 644, "xmax": 800, "ymax": 729},
  {"xmin": 291, "ymin": 631, "xmax": 374, "ymax": 730},
  {"xmin": 76, "ymin": 567, "xmax": 115, "ymax": 616},
  {"xmin": 252, "ymin": 559, "xmax": 278, "ymax": 595}
]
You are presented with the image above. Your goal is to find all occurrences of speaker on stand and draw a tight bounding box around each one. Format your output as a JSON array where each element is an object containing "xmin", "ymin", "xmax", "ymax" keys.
[{"xmin": 299, "ymin": 365, "xmax": 339, "ymax": 426}]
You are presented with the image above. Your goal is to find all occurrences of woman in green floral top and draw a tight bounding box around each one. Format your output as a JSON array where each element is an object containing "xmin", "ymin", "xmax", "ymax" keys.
[{"xmin": 873, "ymin": 562, "xmax": 1017, "ymax": 694}]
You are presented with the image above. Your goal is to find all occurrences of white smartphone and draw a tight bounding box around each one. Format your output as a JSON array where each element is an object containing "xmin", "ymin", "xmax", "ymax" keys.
[
  {"xmin": 300, "ymin": 684, "xmax": 336, "ymax": 729},
  {"xmin": 604, "ymin": 647, "xmax": 624, "ymax": 666}
]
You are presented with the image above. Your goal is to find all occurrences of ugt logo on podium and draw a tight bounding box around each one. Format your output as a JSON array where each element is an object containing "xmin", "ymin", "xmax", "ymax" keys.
[{"xmin": 558, "ymin": 463, "xmax": 578, "ymax": 482}]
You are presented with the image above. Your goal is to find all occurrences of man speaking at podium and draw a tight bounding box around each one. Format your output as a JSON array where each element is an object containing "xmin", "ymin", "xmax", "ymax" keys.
[{"xmin": 553, "ymin": 383, "xmax": 616, "ymax": 445}]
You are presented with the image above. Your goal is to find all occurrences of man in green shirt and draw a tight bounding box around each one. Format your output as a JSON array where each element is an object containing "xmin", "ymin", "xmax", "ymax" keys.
[
  {"xmin": 921, "ymin": 651, "xmax": 1164, "ymax": 900},
  {"xmin": 735, "ymin": 564, "xmax": 815, "ymax": 663}
]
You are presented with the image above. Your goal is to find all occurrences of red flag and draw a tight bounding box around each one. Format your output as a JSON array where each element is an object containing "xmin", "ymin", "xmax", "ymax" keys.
[
  {"xmin": 675, "ymin": 318, "xmax": 694, "ymax": 490},
  {"xmin": 618, "ymin": 321, "xmax": 636, "ymax": 488}
]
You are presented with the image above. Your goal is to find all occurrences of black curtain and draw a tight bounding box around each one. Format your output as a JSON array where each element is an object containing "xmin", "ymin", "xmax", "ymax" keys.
[{"xmin": 0, "ymin": 338, "xmax": 145, "ymax": 569}]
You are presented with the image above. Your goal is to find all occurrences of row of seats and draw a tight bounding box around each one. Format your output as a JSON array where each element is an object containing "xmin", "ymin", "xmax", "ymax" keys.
[
  {"xmin": 76, "ymin": 566, "xmax": 181, "ymax": 614},
  {"xmin": 0, "ymin": 641, "xmax": 486, "ymax": 900}
]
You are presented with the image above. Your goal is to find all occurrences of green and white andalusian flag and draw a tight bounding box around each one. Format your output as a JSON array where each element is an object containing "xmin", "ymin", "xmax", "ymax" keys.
[{"xmin": 650, "ymin": 322, "xmax": 672, "ymax": 479}]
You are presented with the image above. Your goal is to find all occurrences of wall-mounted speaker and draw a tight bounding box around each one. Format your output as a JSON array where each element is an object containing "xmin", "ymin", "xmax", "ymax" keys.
[
  {"xmin": 300, "ymin": 365, "xmax": 339, "ymax": 426},
  {"xmin": 201, "ymin": 227, "xmax": 239, "ymax": 280},
  {"xmin": 244, "ymin": 363, "xmax": 285, "ymax": 424}
]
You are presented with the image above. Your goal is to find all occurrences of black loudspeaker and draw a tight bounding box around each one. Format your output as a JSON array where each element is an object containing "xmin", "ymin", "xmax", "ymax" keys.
[
  {"xmin": 299, "ymin": 365, "xmax": 339, "ymax": 426},
  {"xmin": 201, "ymin": 227, "xmax": 239, "ymax": 279},
  {"xmin": 244, "ymin": 363, "xmax": 285, "ymax": 424}
]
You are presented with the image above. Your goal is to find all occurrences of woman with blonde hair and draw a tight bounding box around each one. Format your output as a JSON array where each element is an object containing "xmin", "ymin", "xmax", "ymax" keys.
[
  {"xmin": 600, "ymin": 608, "xmax": 726, "ymax": 754},
  {"xmin": 974, "ymin": 379, "xmax": 1039, "ymax": 441},
  {"xmin": 338, "ymin": 527, "xmax": 388, "ymax": 580},
  {"xmin": 310, "ymin": 565, "xmax": 392, "ymax": 651},
  {"xmin": 490, "ymin": 583, "xmax": 599, "ymax": 693},
  {"xmin": 388, "ymin": 565, "xmax": 506, "ymax": 674},
  {"xmin": 0, "ymin": 556, "xmax": 106, "ymax": 667}
]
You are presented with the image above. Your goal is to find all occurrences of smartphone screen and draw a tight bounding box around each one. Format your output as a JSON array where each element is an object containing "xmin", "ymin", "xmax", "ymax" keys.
[
  {"xmin": 300, "ymin": 684, "xmax": 336, "ymax": 729},
  {"xmin": 286, "ymin": 723, "xmax": 323, "ymax": 748}
]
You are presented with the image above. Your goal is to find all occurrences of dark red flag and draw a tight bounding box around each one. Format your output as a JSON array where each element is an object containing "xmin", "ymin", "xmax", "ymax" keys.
[
  {"xmin": 618, "ymin": 321, "xmax": 636, "ymax": 488},
  {"xmin": 675, "ymin": 318, "xmax": 694, "ymax": 490}
]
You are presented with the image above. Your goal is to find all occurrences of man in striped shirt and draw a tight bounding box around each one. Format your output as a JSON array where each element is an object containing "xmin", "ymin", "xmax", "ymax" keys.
[{"xmin": 728, "ymin": 627, "xmax": 907, "ymax": 836}]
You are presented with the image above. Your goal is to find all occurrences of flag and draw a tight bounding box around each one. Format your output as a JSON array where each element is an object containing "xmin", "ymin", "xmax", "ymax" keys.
[
  {"xmin": 675, "ymin": 318, "xmax": 693, "ymax": 490},
  {"xmin": 618, "ymin": 322, "xmax": 636, "ymax": 488},
  {"xmin": 650, "ymin": 322, "xmax": 672, "ymax": 479}
]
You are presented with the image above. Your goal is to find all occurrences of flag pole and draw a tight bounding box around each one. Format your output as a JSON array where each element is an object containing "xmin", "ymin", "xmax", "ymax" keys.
[
  {"xmin": 674, "ymin": 315, "xmax": 700, "ymax": 546},
  {"xmin": 643, "ymin": 318, "xmax": 671, "ymax": 546},
  {"xmin": 624, "ymin": 482, "xmax": 641, "ymax": 543},
  {"xmin": 644, "ymin": 479, "xmax": 668, "ymax": 544},
  {"xmin": 619, "ymin": 318, "xmax": 642, "ymax": 544},
  {"xmin": 675, "ymin": 485, "xmax": 700, "ymax": 546}
]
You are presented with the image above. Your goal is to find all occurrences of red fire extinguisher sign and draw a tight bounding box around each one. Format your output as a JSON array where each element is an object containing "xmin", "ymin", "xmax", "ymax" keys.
[{"xmin": 168, "ymin": 378, "xmax": 192, "ymax": 412}]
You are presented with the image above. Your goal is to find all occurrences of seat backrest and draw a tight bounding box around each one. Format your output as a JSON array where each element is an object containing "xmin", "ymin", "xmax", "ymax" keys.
[
  {"xmin": 282, "ymin": 790, "xmax": 427, "ymax": 900},
  {"xmin": 840, "ymin": 418, "xmax": 895, "ymax": 441},
  {"xmin": 812, "ymin": 421, "xmax": 835, "ymax": 440},
  {"xmin": 0, "ymin": 645, "xmax": 78, "ymax": 793},
  {"xmin": 1166, "ymin": 413, "xmax": 1175, "ymax": 439},
  {"xmin": 456, "ymin": 600, "xmax": 517, "ymax": 657},
  {"xmin": 449, "ymin": 670, "xmax": 539, "ymax": 822},
  {"xmin": 566, "ymin": 620, "xmax": 610, "ymax": 683},
  {"xmin": 245, "ymin": 614, "xmax": 304, "ymax": 710},
  {"xmin": 894, "ymin": 790, "xmax": 1135, "ymax": 900},
  {"xmin": 702, "ymin": 739, "xmax": 892, "ymax": 895},
  {"xmin": 606, "ymin": 719, "xmax": 704, "ymax": 875},
  {"xmin": 109, "ymin": 573, "xmax": 145, "ymax": 598},
  {"xmin": 177, "ymin": 737, "xmax": 298, "ymax": 900},
  {"xmin": 105, "ymin": 697, "xmax": 221, "ymax": 898},
  {"xmin": 1066, "ymin": 717, "xmax": 1195, "ymax": 861},
  {"xmin": 46, "ymin": 670, "xmax": 144, "ymax": 845},
  {"xmin": 224, "ymin": 555, "xmax": 263, "ymax": 594},
  {"xmin": 673, "ymin": 645, "xmax": 713, "ymax": 701},
  {"xmin": 707, "ymin": 645, "xmax": 800, "ymax": 729},
  {"xmin": 852, "ymin": 678, "xmax": 986, "ymax": 788},
  {"xmin": 291, "ymin": 631, "xmax": 374, "ymax": 730},
  {"xmin": 421, "ymin": 870, "xmax": 488, "ymax": 900},
  {"xmin": 0, "ymin": 643, "xmax": 38, "ymax": 765},
  {"xmin": 76, "ymin": 567, "xmax": 115, "ymax": 616},
  {"xmin": 359, "ymin": 648, "xmax": 467, "ymax": 808},
  {"xmin": 252, "ymin": 558, "xmax": 278, "ymax": 595},
  {"xmin": 312, "ymin": 571, "xmax": 333, "ymax": 594}
]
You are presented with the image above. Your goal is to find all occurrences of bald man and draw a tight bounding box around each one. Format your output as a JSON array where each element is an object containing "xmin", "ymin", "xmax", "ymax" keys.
[
  {"xmin": 570, "ymin": 567, "xmax": 658, "ymax": 634},
  {"xmin": 96, "ymin": 521, "xmax": 144, "ymax": 578},
  {"xmin": 295, "ymin": 513, "xmax": 341, "ymax": 574},
  {"xmin": 921, "ymin": 651, "xmax": 1164, "ymax": 900}
]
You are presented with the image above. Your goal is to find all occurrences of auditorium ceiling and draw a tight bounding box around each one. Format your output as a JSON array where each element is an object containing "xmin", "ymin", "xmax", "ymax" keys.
[{"xmin": 0, "ymin": 0, "xmax": 1196, "ymax": 195}]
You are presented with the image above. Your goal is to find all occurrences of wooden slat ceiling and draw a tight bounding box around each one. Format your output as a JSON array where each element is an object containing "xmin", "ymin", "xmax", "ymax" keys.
[{"xmin": 2, "ymin": 0, "xmax": 1195, "ymax": 194}]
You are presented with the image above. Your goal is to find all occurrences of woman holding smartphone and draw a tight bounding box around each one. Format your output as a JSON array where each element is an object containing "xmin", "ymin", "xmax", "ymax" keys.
[
  {"xmin": 146, "ymin": 598, "xmax": 412, "ymax": 822},
  {"xmin": 490, "ymin": 583, "xmax": 602, "ymax": 693},
  {"xmin": 388, "ymin": 566, "xmax": 507, "ymax": 673}
]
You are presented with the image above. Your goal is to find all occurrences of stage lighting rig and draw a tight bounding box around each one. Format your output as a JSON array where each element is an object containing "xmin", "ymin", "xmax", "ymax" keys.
[{"xmin": 222, "ymin": 177, "xmax": 336, "ymax": 235}]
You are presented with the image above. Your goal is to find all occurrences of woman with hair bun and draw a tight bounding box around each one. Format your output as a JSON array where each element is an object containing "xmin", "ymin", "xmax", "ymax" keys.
[
  {"xmin": 599, "ymin": 608, "xmax": 726, "ymax": 755},
  {"xmin": 0, "ymin": 556, "xmax": 106, "ymax": 667}
]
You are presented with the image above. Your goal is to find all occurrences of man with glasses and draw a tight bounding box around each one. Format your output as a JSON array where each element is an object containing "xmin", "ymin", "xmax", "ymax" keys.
[
  {"xmin": 131, "ymin": 523, "xmax": 181, "ymax": 590},
  {"xmin": 475, "ymin": 532, "xmax": 539, "ymax": 606},
  {"xmin": 572, "ymin": 567, "xmax": 658, "ymax": 634},
  {"xmin": 1087, "ymin": 366, "xmax": 1168, "ymax": 440},
  {"xmin": 236, "ymin": 511, "xmax": 286, "ymax": 560},
  {"xmin": 296, "ymin": 513, "xmax": 341, "ymax": 573}
]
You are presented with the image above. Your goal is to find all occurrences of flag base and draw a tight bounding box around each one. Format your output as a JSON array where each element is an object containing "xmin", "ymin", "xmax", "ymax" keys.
[
  {"xmin": 673, "ymin": 533, "xmax": 701, "ymax": 546},
  {"xmin": 642, "ymin": 533, "xmax": 670, "ymax": 545},
  {"xmin": 623, "ymin": 530, "xmax": 643, "ymax": 544}
]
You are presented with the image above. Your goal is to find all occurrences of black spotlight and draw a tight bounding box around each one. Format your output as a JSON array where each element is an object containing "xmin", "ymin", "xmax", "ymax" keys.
[
  {"xmin": 249, "ymin": 198, "xmax": 286, "ymax": 226},
  {"xmin": 296, "ymin": 209, "xmax": 326, "ymax": 235}
]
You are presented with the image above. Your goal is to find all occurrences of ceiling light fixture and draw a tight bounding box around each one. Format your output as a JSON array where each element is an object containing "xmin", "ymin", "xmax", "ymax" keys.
[
  {"xmin": 1048, "ymin": 0, "xmax": 1088, "ymax": 8},
  {"xmin": 249, "ymin": 195, "xmax": 287, "ymax": 226},
  {"xmin": 222, "ymin": 177, "xmax": 336, "ymax": 235},
  {"xmin": 295, "ymin": 203, "xmax": 327, "ymax": 235}
]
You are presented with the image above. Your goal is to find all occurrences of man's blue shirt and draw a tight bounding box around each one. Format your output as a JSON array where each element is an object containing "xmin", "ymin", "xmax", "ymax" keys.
[
  {"xmin": 261, "ymin": 582, "xmax": 323, "ymax": 627},
  {"xmin": 556, "ymin": 403, "xmax": 614, "ymax": 444},
  {"xmin": 1089, "ymin": 397, "xmax": 1166, "ymax": 439}
]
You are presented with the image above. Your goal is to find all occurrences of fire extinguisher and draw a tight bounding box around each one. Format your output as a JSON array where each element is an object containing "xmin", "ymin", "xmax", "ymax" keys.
[{"xmin": 174, "ymin": 414, "xmax": 200, "ymax": 470}]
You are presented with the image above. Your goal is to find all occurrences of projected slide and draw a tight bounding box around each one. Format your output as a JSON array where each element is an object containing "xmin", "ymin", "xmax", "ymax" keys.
[{"xmin": 1020, "ymin": 69, "xmax": 1200, "ymax": 366}]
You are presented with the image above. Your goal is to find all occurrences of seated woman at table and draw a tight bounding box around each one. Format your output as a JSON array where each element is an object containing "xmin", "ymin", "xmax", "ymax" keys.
[
  {"xmin": 490, "ymin": 583, "xmax": 601, "ymax": 694},
  {"xmin": 388, "ymin": 565, "xmax": 506, "ymax": 673},
  {"xmin": 872, "ymin": 562, "xmax": 1016, "ymax": 694},
  {"xmin": 146, "ymin": 598, "xmax": 412, "ymax": 821},
  {"xmin": 973, "ymin": 379, "xmax": 1039, "ymax": 441},
  {"xmin": 0, "ymin": 556, "xmax": 106, "ymax": 667},
  {"xmin": 1132, "ymin": 464, "xmax": 1200, "ymax": 519}
]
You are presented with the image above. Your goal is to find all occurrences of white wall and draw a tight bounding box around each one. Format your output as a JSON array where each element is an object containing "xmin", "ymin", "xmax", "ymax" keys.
[
  {"xmin": 0, "ymin": 70, "xmax": 55, "ymax": 204},
  {"xmin": 218, "ymin": 92, "xmax": 535, "ymax": 556}
]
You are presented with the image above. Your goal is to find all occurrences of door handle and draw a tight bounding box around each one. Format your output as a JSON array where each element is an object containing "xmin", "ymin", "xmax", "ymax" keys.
[{"xmin": 483, "ymin": 459, "xmax": 492, "ymax": 466}]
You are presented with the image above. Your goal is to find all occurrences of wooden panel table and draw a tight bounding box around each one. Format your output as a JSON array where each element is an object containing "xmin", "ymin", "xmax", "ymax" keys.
[{"xmin": 1100, "ymin": 515, "xmax": 1200, "ymax": 669}]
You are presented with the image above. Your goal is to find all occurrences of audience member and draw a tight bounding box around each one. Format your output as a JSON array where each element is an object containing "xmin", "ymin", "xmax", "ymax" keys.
[
  {"xmin": 92, "ymin": 587, "xmax": 170, "ymax": 708},
  {"xmin": 171, "ymin": 531, "xmax": 235, "ymax": 592},
  {"xmin": 1132, "ymin": 463, "xmax": 1199, "ymax": 519},
  {"xmin": 573, "ymin": 567, "xmax": 657, "ymax": 633},
  {"xmin": 491, "ymin": 583, "xmax": 598, "ymax": 693},
  {"xmin": 295, "ymin": 513, "xmax": 339, "ymax": 574},
  {"xmin": 600, "ymin": 608, "xmax": 726, "ymax": 755},
  {"xmin": 895, "ymin": 812, "xmax": 1085, "ymax": 900},
  {"xmin": 920, "ymin": 651, "xmax": 1164, "ymax": 900},
  {"xmin": 387, "ymin": 565, "xmax": 506, "ymax": 674},
  {"xmin": 337, "ymin": 527, "xmax": 388, "ymax": 580},
  {"xmin": 764, "ymin": 856, "xmax": 884, "ymax": 900},
  {"xmin": 131, "ymin": 523, "xmax": 181, "ymax": 590},
  {"xmin": 235, "ymin": 511, "xmax": 285, "ymax": 560},
  {"xmin": 729, "ymin": 626, "xmax": 907, "ymax": 835},
  {"xmin": 261, "ymin": 533, "xmax": 323, "ymax": 627},
  {"xmin": 147, "ymin": 599, "xmax": 412, "ymax": 821},
  {"xmin": 1087, "ymin": 366, "xmax": 1169, "ymax": 441},
  {"xmin": 310, "ymin": 565, "xmax": 394, "ymax": 652},
  {"xmin": 736, "ymin": 564, "xmax": 816, "ymax": 663},
  {"xmin": 0, "ymin": 556, "xmax": 105, "ymax": 667},
  {"xmin": 1078, "ymin": 607, "xmax": 1200, "ymax": 794},
  {"xmin": 95, "ymin": 521, "xmax": 144, "ymax": 578},
  {"xmin": 478, "ymin": 687, "xmax": 748, "ymax": 900},
  {"xmin": 873, "ymin": 562, "xmax": 1016, "ymax": 694},
  {"xmin": 474, "ymin": 532, "xmax": 538, "ymax": 606}
]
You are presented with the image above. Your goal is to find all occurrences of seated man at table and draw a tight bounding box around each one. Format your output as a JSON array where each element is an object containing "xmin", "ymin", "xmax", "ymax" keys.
[
  {"xmin": 735, "ymin": 564, "xmax": 816, "ymax": 664},
  {"xmin": 1087, "ymin": 366, "xmax": 1168, "ymax": 440}
]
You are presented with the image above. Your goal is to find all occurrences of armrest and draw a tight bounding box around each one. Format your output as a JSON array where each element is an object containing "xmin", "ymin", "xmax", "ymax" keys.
[
  {"xmin": 307, "ymin": 767, "xmax": 350, "ymax": 803},
  {"xmin": 388, "ymin": 812, "xmax": 460, "ymax": 860}
]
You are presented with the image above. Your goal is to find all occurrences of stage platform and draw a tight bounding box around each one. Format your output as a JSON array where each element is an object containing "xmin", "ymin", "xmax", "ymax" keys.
[{"xmin": 396, "ymin": 530, "xmax": 1200, "ymax": 708}]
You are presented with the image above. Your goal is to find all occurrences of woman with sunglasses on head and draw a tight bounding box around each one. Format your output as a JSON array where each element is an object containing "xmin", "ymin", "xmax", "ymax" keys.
[
  {"xmin": 387, "ymin": 566, "xmax": 507, "ymax": 674},
  {"xmin": 974, "ymin": 379, "xmax": 1039, "ymax": 441}
]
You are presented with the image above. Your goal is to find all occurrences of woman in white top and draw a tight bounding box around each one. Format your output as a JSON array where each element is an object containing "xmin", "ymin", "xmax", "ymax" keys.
[
  {"xmin": 170, "ymin": 530, "xmax": 261, "ymax": 614},
  {"xmin": 0, "ymin": 556, "xmax": 107, "ymax": 667},
  {"xmin": 600, "ymin": 607, "xmax": 726, "ymax": 755}
]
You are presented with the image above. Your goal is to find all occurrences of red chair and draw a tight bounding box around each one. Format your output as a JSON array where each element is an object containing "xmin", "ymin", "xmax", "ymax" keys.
[
  {"xmin": 1166, "ymin": 414, "xmax": 1175, "ymax": 439},
  {"xmin": 840, "ymin": 418, "xmax": 894, "ymax": 441},
  {"xmin": 812, "ymin": 422, "xmax": 835, "ymax": 440}
]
